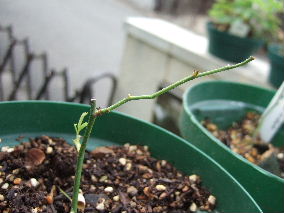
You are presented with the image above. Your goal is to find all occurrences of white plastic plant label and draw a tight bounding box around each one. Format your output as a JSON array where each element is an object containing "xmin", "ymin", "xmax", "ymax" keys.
[
  {"xmin": 229, "ymin": 20, "xmax": 250, "ymax": 38},
  {"xmin": 258, "ymin": 82, "xmax": 284, "ymax": 143}
]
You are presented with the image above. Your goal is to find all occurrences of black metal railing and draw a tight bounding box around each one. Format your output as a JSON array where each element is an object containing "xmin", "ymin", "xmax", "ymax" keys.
[{"xmin": 0, "ymin": 24, "xmax": 117, "ymax": 105}]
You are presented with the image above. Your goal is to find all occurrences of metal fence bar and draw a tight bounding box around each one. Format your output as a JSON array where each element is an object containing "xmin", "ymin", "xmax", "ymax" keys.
[
  {"xmin": 61, "ymin": 68, "xmax": 70, "ymax": 101},
  {"xmin": 78, "ymin": 72, "xmax": 117, "ymax": 106},
  {"xmin": 28, "ymin": 53, "xmax": 49, "ymax": 99},
  {"xmin": 35, "ymin": 70, "xmax": 55, "ymax": 100},
  {"xmin": 8, "ymin": 53, "xmax": 33, "ymax": 100},
  {"xmin": 0, "ymin": 40, "xmax": 16, "ymax": 75},
  {"xmin": 1, "ymin": 23, "xmax": 117, "ymax": 104}
]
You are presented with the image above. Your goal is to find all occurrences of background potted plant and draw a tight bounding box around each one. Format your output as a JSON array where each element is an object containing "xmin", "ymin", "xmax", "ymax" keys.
[
  {"xmin": 207, "ymin": 0, "xmax": 283, "ymax": 63},
  {"xmin": 179, "ymin": 80, "xmax": 284, "ymax": 213}
]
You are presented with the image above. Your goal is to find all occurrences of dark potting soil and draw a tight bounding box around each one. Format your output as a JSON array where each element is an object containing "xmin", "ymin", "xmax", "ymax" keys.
[
  {"xmin": 0, "ymin": 136, "xmax": 216, "ymax": 213},
  {"xmin": 202, "ymin": 111, "xmax": 284, "ymax": 178}
]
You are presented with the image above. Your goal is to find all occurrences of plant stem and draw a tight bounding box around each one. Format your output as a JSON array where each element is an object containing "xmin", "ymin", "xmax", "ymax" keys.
[
  {"xmin": 96, "ymin": 56, "xmax": 254, "ymax": 116},
  {"xmin": 69, "ymin": 56, "xmax": 254, "ymax": 212},
  {"xmin": 70, "ymin": 99, "xmax": 97, "ymax": 213}
]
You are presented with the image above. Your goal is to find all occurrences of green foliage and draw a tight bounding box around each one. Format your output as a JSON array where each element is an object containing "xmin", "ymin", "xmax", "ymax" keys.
[
  {"xmin": 209, "ymin": 0, "xmax": 283, "ymax": 41},
  {"xmin": 73, "ymin": 112, "xmax": 88, "ymax": 151}
]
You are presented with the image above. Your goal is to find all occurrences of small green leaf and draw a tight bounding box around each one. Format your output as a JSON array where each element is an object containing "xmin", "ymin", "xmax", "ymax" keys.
[
  {"xmin": 74, "ymin": 124, "xmax": 78, "ymax": 135},
  {"xmin": 78, "ymin": 112, "xmax": 88, "ymax": 128},
  {"xmin": 78, "ymin": 122, "xmax": 88, "ymax": 133},
  {"xmin": 73, "ymin": 112, "xmax": 89, "ymax": 152}
]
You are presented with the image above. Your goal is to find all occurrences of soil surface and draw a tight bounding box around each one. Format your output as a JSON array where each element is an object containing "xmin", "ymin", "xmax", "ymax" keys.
[
  {"xmin": 0, "ymin": 136, "xmax": 216, "ymax": 213},
  {"xmin": 203, "ymin": 111, "xmax": 284, "ymax": 178}
]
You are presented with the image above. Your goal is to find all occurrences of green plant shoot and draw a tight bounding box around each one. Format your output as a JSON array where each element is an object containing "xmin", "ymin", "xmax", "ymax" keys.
[
  {"xmin": 73, "ymin": 112, "xmax": 88, "ymax": 151},
  {"xmin": 70, "ymin": 57, "xmax": 255, "ymax": 213}
]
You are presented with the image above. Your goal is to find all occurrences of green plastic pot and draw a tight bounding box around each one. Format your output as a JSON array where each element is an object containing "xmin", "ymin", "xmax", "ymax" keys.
[
  {"xmin": 0, "ymin": 101, "xmax": 262, "ymax": 213},
  {"xmin": 268, "ymin": 44, "xmax": 284, "ymax": 88},
  {"xmin": 207, "ymin": 22, "xmax": 264, "ymax": 63},
  {"xmin": 179, "ymin": 81, "xmax": 284, "ymax": 213}
]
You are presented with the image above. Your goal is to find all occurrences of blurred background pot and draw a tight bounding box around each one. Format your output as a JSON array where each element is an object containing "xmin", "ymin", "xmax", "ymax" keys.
[
  {"xmin": 207, "ymin": 22, "xmax": 263, "ymax": 63},
  {"xmin": 0, "ymin": 101, "xmax": 262, "ymax": 213},
  {"xmin": 268, "ymin": 43, "xmax": 284, "ymax": 88},
  {"xmin": 179, "ymin": 81, "xmax": 284, "ymax": 213}
]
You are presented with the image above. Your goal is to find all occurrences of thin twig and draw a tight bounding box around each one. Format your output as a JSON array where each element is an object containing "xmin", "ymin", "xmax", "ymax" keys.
[
  {"xmin": 95, "ymin": 56, "xmax": 254, "ymax": 116},
  {"xmin": 69, "ymin": 56, "xmax": 255, "ymax": 213}
]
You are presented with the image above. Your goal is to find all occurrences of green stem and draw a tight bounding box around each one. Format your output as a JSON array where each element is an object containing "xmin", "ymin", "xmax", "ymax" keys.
[
  {"xmin": 69, "ymin": 56, "xmax": 254, "ymax": 212},
  {"xmin": 96, "ymin": 56, "xmax": 254, "ymax": 116},
  {"xmin": 70, "ymin": 99, "xmax": 97, "ymax": 213}
]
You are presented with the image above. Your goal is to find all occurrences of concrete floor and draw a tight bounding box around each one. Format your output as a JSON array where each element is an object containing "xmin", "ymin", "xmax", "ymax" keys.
[{"xmin": 0, "ymin": 0, "xmax": 141, "ymax": 106}]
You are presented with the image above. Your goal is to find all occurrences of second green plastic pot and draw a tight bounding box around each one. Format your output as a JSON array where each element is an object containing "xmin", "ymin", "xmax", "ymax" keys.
[
  {"xmin": 179, "ymin": 81, "xmax": 284, "ymax": 213},
  {"xmin": 268, "ymin": 43, "xmax": 284, "ymax": 88},
  {"xmin": 207, "ymin": 22, "xmax": 264, "ymax": 63},
  {"xmin": 0, "ymin": 101, "xmax": 262, "ymax": 213}
]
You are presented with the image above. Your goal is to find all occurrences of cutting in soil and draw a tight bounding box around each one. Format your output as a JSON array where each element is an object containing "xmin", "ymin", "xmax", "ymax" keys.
[{"xmin": 0, "ymin": 57, "xmax": 254, "ymax": 213}]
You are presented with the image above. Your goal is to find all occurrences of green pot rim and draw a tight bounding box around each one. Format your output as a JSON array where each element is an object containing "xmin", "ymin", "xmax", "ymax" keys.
[
  {"xmin": 0, "ymin": 100, "xmax": 263, "ymax": 212},
  {"xmin": 183, "ymin": 80, "xmax": 283, "ymax": 183}
]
